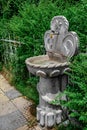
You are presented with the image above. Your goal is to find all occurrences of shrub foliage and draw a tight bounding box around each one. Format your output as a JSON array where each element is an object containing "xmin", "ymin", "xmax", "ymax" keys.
[
  {"xmin": 65, "ymin": 54, "xmax": 87, "ymax": 130},
  {"xmin": 1, "ymin": 0, "xmax": 86, "ymax": 83}
]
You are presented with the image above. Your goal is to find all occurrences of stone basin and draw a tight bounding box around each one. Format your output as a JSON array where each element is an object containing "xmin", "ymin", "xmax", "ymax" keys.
[{"xmin": 25, "ymin": 55, "xmax": 69, "ymax": 77}]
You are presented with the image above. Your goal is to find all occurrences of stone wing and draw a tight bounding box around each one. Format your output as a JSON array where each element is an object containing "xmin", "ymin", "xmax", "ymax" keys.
[{"xmin": 61, "ymin": 31, "xmax": 79, "ymax": 58}]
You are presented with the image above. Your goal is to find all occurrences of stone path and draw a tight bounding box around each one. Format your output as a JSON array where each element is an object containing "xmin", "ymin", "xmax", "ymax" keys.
[{"xmin": 0, "ymin": 74, "xmax": 41, "ymax": 130}]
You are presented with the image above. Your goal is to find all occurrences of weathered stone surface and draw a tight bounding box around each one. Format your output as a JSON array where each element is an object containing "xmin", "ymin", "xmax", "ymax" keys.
[
  {"xmin": 44, "ymin": 16, "xmax": 79, "ymax": 59},
  {"xmin": 0, "ymin": 81, "xmax": 13, "ymax": 92},
  {"xmin": 5, "ymin": 89, "xmax": 22, "ymax": 100},
  {"xmin": 12, "ymin": 97, "xmax": 32, "ymax": 112},
  {"xmin": 51, "ymin": 16, "xmax": 69, "ymax": 34},
  {"xmin": 40, "ymin": 111, "xmax": 46, "ymax": 126},
  {"xmin": 34, "ymin": 125, "xmax": 42, "ymax": 130},
  {"xmin": 0, "ymin": 75, "xmax": 16, "ymax": 96},
  {"xmin": 0, "ymin": 100, "xmax": 17, "ymax": 116},
  {"xmin": 16, "ymin": 125, "xmax": 29, "ymax": 130},
  {"xmin": 25, "ymin": 15, "xmax": 79, "ymax": 127},
  {"xmin": 36, "ymin": 70, "xmax": 47, "ymax": 78},
  {"xmin": 46, "ymin": 112, "xmax": 55, "ymax": 127},
  {"xmin": 0, "ymin": 93, "xmax": 9, "ymax": 102},
  {"xmin": 56, "ymin": 110, "xmax": 62, "ymax": 124},
  {"xmin": 0, "ymin": 110, "xmax": 27, "ymax": 130}
]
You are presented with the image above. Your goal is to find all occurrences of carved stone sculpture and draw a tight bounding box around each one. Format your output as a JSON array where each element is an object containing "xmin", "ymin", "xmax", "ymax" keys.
[{"xmin": 25, "ymin": 16, "xmax": 79, "ymax": 127}]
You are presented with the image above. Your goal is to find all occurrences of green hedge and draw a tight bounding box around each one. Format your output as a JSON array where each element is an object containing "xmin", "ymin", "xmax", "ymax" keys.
[
  {"xmin": 65, "ymin": 54, "xmax": 87, "ymax": 130},
  {"xmin": 3, "ymin": 0, "xmax": 86, "ymax": 83}
]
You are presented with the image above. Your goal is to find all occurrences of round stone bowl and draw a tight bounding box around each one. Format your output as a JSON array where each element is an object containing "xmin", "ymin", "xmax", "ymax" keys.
[{"xmin": 25, "ymin": 55, "xmax": 70, "ymax": 78}]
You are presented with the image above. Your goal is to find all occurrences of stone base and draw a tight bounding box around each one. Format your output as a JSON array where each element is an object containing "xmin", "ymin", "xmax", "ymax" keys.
[{"xmin": 37, "ymin": 106, "xmax": 62, "ymax": 127}]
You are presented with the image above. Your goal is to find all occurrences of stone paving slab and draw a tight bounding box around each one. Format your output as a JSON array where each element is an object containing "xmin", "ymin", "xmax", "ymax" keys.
[
  {"xmin": 34, "ymin": 126, "xmax": 43, "ymax": 130},
  {"xmin": 0, "ymin": 100, "xmax": 17, "ymax": 116},
  {"xmin": 0, "ymin": 74, "xmax": 43, "ymax": 130},
  {"xmin": 0, "ymin": 81, "xmax": 13, "ymax": 92},
  {"xmin": 5, "ymin": 89, "xmax": 22, "ymax": 100},
  {"xmin": 16, "ymin": 125, "xmax": 29, "ymax": 130},
  {"xmin": 12, "ymin": 97, "xmax": 33, "ymax": 120},
  {"xmin": 0, "ymin": 92, "xmax": 9, "ymax": 103},
  {"xmin": 16, "ymin": 125, "xmax": 43, "ymax": 130},
  {"xmin": 0, "ymin": 110, "xmax": 27, "ymax": 130}
]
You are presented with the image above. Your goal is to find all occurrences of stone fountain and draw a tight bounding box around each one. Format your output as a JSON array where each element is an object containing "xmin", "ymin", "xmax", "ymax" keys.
[{"xmin": 25, "ymin": 16, "xmax": 79, "ymax": 127}]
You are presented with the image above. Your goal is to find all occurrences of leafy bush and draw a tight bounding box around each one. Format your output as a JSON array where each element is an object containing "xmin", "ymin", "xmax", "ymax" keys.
[
  {"xmin": 5, "ymin": 0, "xmax": 86, "ymax": 84},
  {"xmin": 53, "ymin": 54, "xmax": 87, "ymax": 130},
  {"xmin": 55, "ymin": 122, "xmax": 82, "ymax": 130},
  {"xmin": 0, "ymin": 0, "xmax": 33, "ymax": 19},
  {"xmin": 52, "ymin": 53, "xmax": 87, "ymax": 130},
  {"xmin": 7, "ymin": 2, "xmax": 60, "ymax": 83},
  {"xmin": 64, "ymin": 54, "xmax": 87, "ymax": 130}
]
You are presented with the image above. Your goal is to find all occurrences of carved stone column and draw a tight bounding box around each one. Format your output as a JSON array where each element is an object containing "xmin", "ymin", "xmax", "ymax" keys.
[{"xmin": 36, "ymin": 67, "xmax": 69, "ymax": 127}]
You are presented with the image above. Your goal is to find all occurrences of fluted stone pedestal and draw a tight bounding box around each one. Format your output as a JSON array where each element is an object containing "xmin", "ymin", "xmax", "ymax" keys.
[{"xmin": 36, "ymin": 71, "xmax": 68, "ymax": 127}]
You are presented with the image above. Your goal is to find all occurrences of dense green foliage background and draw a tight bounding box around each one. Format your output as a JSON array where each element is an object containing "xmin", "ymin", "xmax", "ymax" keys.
[
  {"xmin": 53, "ymin": 54, "xmax": 87, "ymax": 130},
  {"xmin": 0, "ymin": 0, "xmax": 87, "ymax": 129},
  {"xmin": 65, "ymin": 54, "xmax": 87, "ymax": 130}
]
